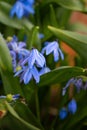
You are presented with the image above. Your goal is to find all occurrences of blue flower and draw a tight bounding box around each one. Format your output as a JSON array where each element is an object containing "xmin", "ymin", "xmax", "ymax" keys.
[
  {"xmin": 74, "ymin": 78, "xmax": 83, "ymax": 92},
  {"xmin": 14, "ymin": 47, "xmax": 46, "ymax": 84},
  {"xmin": 62, "ymin": 78, "xmax": 76, "ymax": 96},
  {"xmin": 41, "ymin": 41, "xmax": 64, "ymax": 62},
  {"xmin": 68, "ymin": 99, "xmax": 77, "ymax": 114},
  {"xmin": 0, "ymin": 94, "xmax": 20, "ymax": 101},
  {"xmin": 15, "ymin": 65, "xmax": 40, "ymax": 84},
  {"xmin": 8, "ymin": 36, "xmax": 29, "ymax": 56},
  {"xmin": 62, "ymin": 78, "xmax": 85, "ymax": 95},
  {"xmin": 7, "ymin": 36, "xmax": 29, "ymax": 72},
  {"xmin": 10, "ymin": 0, "xmax": 35, "ymax": 19},
  {"xmin": 59, "ymin": 108, "xmax": 68, "ymax": 120},
  {"xmin": 21, "ymin": 48, "xmax": 46, "ymax": 69}
]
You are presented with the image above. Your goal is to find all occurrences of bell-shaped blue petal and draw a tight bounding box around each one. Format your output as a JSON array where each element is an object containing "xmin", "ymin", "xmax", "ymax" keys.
[
  {"xmin": 42, "ymin": 41, "xmax": 64, "ymax": 62},
  {"xmin": 22, "ymin": 48, "xmax": 46, "ymax": 69},
  {"xmin": 10, "ymin": 0, "xmax": 35, "ymax": 18},
  {"xmin": 23, "ymin": 68, "xmax": 32, "ymax": 84},
  {"xmin": 31, "ymin": 66, "xmax": 40, "ymax": 83},
  {"xmin": 62, "ymin": 78, "xmax": 76, "ymax": 96},
  {"xmin": 68, "ymin": 99, "xmax": 77, "ymax": 114},
  {"xmin": 10, "ymin": 1, "xmax": 24, "ymax": 19},
  {"xmin": 75, "ymin": 78, "xmax": 83, "ymax": 92},
  {"xmin": 59, "ymin": 108, "xmax": 68, "ymax": 120},
  {"xmin": 23, "ymin": 66, "xmax": 40, "ymax": 84}
]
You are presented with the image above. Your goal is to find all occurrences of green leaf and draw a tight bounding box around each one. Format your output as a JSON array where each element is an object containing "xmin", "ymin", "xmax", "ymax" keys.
[
  {"xmin": 48, "ymin": 26, "xmax": 87, "ymax": 62},
  {"xmin": 38, "ymin": 66, "xmax": 85, "ymax": 87},
  {"xmin": 2, "ymin": 114, "xmax": 30, "ymax": 130},
  {"xmin": 0, "ymin": 34, "xmax": 12, "ymax": 71},
  {"xmin": 2, "ymin": 113, "xmax": 41, "ymax": 130},
  {"xmin": 56, "ymin": 7, "xmax": 72, "ymax": 28},
  {"xmin": 42, "ymin": 0, "xmax": 87, "ymax": 12},
  {"xmin": 68, "ymin": 22, "xmax": 87, "ymax": 34},
  {"xmin": 5, "ymin": 101, "xmax": 41, "ymax": 130},
  {"xmin": 0, "ymin": 69, "xmax": 23, "ymax": 95},
  {"xmin": 14, "ymin": 102, "xmax": 43, "ymax": 129},
  {"xmin": 49, "ymin": 4, "xmax": 58, "ymax": 27}
]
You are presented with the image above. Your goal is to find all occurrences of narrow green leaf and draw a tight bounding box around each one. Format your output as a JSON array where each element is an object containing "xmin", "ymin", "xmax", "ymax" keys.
[
  {"xmin": 0, "ymin": 69, "xmax": 23, "ymax": 95},
  {"xmin": 5, "ymin": 101, "xmax": 41, "ymax": 130},
  {"xmin": 42, "ymin": 0, "xmax": 87, "ymax": 12},
  {"xmin": 50, "ymin": 5, "xmax": 58, "ymax": 27},
  {"xmin": 68, "ymin": 22, "xmax": 87, "ymax": 33},
  {"xmin": 38, "ymin": 66, "xmax": 85, "ymax": 87},
  {"xmin": 14, "ymin": 102, "xmax": 43, "ymax": 129},
  {"xmin": 48, "ymin": 26, "xmax": 87, "ymax": 62},
  {"xmin": 0, "ymin": 34, "xmax": 12, "ymax": 71}
]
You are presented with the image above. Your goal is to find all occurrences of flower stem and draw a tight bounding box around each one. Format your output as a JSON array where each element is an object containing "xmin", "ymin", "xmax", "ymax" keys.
[
  {"xmin": 35, "ymin": 86, "xmax": 40, "ymax": 122},
  {"xmin": 33, "ymin": 83, "xmax": 44, "ymax": 130}
]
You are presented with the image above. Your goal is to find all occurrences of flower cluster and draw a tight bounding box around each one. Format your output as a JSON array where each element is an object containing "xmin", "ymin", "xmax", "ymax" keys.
[
  {"xmin": 10, "ymin": 0, "xmax": 35, "ymax": 19},
  {"xmin": 59, "ymin": 99, "xmax": 77, "ymax": 120},
  {"xmin": 7, "ymin": 36, "xmax": 64, "ymax": 85},
  {"xmin": 62, "ymin": 77, "xmax": 87, "ymax": 96},
  {"xmin": 7, "ymin": 36, "xmax": 29, "ymax": 72}
]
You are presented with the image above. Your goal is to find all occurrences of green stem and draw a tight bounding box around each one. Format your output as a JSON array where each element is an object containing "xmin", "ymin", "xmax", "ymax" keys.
[
  {"xmin": 35, "ymin": 86, "xmax": 45, "ymax": 130},
  {"xmin": 35, "ymin": 86, "xmax": 40, "ymax": 122}
]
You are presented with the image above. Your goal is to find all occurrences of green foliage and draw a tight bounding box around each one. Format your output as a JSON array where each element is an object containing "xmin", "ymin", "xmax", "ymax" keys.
[
  {"xmin": 39, "ymin": 66, "xmax": 85, "ymax": 87},
  {"xmin": 0, "ymin": 0, "xmax": 87, "ymax": 130}
]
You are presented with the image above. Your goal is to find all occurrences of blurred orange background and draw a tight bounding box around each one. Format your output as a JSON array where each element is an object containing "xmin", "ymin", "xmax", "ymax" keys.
[{"xmin": 62, "ymin": 11, "xmax": 87, "ymax": 66}]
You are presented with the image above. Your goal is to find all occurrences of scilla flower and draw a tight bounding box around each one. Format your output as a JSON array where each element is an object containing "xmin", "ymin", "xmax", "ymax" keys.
[
  {"xmin": 10, "ymin": 0, "xmax": 35, "ymax": 19},
  {"xmin": 62, "ymin": 78, "xmax": 76, "ymax": 96},
  {"xmin": 41, "ymin": 41, "xmax": 64, "ymax": 62},
  {"xmin": 21, "ymin": 48, "xmax": 46, "ymax": 69},
  {"xmin": 7, "ymin": 36, "xmax": 29, "ymax": 56},
  {"xmin": 62, "ymin": 77, "xmax": 85, "ymax": 96},
  {"xmin": 7, "ymin": 36, "xmax": 29, "ymax": 72},
  {"xmin": 15, "ymin": 65, "xmax": 40, "ymax": 84},
  {"xmin": 68, "ymin": 99, "xmax": 77, "ymax": 114},
  {"xmin": 59, "ymin": 107, "xmax": 68, "ymax": 120}
]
